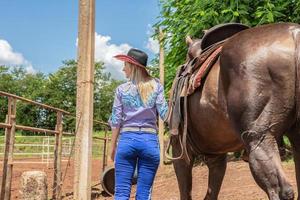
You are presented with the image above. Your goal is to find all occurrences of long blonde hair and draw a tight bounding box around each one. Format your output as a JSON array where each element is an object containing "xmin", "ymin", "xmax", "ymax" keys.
[{"xmin": 129, "ymin": 63, "xmax": 156, "ymax": 105}]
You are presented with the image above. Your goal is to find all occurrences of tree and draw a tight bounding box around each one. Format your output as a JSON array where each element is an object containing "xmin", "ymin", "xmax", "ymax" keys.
[
  {"xmin": 154, "ymin": 0, "xmax": 300, "ymax": 90},
  {"xmin": 42, "ymin": 60, "xmax": 122, "ymax": 131},
  {"xmin": 93, "ymin": 62, "xmax": 123, "ymax": 130},
  {"xmin": 0, "ymin": 66, "xmax": 13, "ymax": 124},
  {"xmin": 0, "ymin": 66, "xmax": 46, "ymax": 130},
  {"xmin": 40, "ymin": 60, "xmax": 78, "ymax": 131}
]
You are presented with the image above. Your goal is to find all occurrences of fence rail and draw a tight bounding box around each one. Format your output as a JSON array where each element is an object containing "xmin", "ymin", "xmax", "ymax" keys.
[
  {"xmin": 0, "ymin": 91, "xmax": 70, "ymax": 114},
  {"xmin": 0, "ymin": 91, "xmax": 110, "ymax": 200}
]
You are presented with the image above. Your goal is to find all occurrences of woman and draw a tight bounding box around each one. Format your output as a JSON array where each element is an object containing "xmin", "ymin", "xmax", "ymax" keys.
[{"xmin": 109, "ymin": 48, "xmax": 168, "ymax": 200}]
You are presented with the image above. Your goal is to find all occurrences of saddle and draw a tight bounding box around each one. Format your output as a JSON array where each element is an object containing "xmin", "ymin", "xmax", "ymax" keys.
[
  {"xmin": 201, "ymin": 23, "xmax": 249, "ymax": 50},
  {"xmin": 166, "ymin": 23, "xmax": 249, "ymax": 163},
  {"xmin": 185, "ymin": 44, "xmax": 223, "ymax": 96}
]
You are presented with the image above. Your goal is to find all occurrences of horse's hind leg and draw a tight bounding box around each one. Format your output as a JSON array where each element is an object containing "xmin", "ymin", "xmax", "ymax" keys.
[
  {"xmin": 245, "ymin": 132, "xmax": 294, "ymax": 200},
  {"xmin": 225, "ymin": 81, "xmax": 295, "ymax": 199},
  {"xmin": 172, "ymin": 137, "xmax": 195, "ymax": 200},
  {"xmin": 203, "ymin": 154, "xmax": 227, "ymax": 200},
  {"xmin": 238, "ymin": 97, "xmax": 294, "ymax": 199},
  {"xmin": 226, "ymin": 102, "xmax": 295, "ymax": 199},
  {"xmin": 223, "ymin": 55, "xmax": 296, "ymax": 199},
  {"xmin": 287, "ymin": 128, "xmax": 300, "ymax": 200}
]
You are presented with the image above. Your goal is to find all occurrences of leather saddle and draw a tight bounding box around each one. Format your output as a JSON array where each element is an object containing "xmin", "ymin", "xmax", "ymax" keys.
[
  {"xmin": 201, "ymin": 23, "xmax": 249, "ymax": 50},
  {"xmin": 166, "ymin": 23, "xmax": 249, "ymax": 163}
]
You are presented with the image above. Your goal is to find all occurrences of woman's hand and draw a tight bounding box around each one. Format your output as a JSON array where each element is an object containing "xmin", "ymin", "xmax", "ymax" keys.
[
  {"xmin": 109, "ymin": 146, "xmax": 116, "ymax": 162},
  {"xmin": 109, "ymin": 127, "xmax": 120, "ymax": 163}
]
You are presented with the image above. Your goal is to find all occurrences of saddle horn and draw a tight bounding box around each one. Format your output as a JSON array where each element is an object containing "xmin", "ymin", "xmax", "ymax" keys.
[{"xmin": 185, "ymin": 35, "xmax": 193, "ymax": 46}]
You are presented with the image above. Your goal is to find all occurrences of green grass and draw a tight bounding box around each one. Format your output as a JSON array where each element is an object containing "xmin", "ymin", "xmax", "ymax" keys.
[{"xmin": 93, "ymin": 130, "xmax": 112, "ymax": 137}]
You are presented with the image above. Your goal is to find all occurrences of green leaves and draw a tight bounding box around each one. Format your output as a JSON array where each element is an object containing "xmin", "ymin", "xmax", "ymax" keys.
[
  {"xmin": 0, "ymin": 66, "xmax": 47, "ymax": 125},
  {"xmin": 154, "ymin": 0, "xmax": 300, "ymax": 92}
]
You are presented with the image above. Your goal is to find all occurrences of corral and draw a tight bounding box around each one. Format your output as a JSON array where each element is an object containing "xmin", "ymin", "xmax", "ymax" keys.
[{"xmin": 0, "ymin": 91, "xmax": 110, "ymax": 199}]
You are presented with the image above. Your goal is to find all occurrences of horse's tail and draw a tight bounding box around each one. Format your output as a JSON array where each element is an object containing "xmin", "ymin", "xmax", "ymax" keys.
[{"xmin": 293, "ymin": 27, "xmax": 300, "ymax": 123}]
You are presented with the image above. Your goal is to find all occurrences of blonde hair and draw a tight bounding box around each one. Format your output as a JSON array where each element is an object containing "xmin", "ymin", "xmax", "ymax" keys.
[{"xmin": 128, "ymin": 63, "xmax": 156, "ymax": 106}]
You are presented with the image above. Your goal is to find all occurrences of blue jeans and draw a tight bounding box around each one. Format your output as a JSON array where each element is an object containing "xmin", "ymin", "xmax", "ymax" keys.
[{"xmin": 114, "ymin": 131, "xmax": 160, "ymax": 200}]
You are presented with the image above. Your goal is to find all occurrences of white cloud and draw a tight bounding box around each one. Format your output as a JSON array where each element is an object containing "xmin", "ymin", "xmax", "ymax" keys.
[
  {"xmin": 146, "ymin": 37, "xmax": 159, "ymax": 54},
  {"xmin": 94, "ymin": 33, "xmax": 131, "ymax": 80},
  {"xmin": 78, "ymin": 32, "xmax": 160, "ymax": 79},
  {"xmin": 25, "ymin": 65, "xmax": 36, "ymax": 74},
  {"xmin": 145, "ymin": 24, "xmax": 159, "ymax": 54},
  {"xmin": 0, "ymin": 39, "xmax": 36, "ymax": 74}
]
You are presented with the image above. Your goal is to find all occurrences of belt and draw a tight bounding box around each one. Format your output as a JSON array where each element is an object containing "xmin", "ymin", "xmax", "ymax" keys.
[{"xmin": 120, "ymin": 127, "xmax": 157, "ymax": 134}]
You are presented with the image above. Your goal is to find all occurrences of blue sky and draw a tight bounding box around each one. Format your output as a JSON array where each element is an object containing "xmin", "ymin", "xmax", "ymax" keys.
[{"xmin": 0, "ymin": 0, "xmax": 161, "ymax": 79}]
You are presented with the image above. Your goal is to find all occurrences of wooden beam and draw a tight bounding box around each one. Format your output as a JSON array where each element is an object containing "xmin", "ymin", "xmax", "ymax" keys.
[
  {"xmin": 15, "ymin": 125, "xmax": 59, "ymax": 135},
  {"xmin": 0, "ymin": 122, "xmax": 11, "ymax": 129},
  {"xmin": 0, "ymin": 91, "xmax": 70, "ymax": 114},
  {"xmin": 4, "ymin": 98, "xmax": 17, "ymax": 200},
  {"xmin": 74, "ymin": 0, "xmax": 95, "ymax": 199},
  {"xmin": 102, "ymin": 130, "xmax": 108, "ymax": 172},
  {"xmin": 158, "ymin": 28, "xmax": 165, "ymax": 166},
  {"xmin": 53, "ymin": 112, "xmax": 63, "ymax": 199},
  {"xmin": 0, "ymin": 115, "xmax": 9, "ymax": 199}
]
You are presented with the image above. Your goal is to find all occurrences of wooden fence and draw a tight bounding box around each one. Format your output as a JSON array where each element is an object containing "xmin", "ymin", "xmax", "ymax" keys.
[{"xmin": 0, "ymin": 91, "xmax": 110, "ymax": 200}]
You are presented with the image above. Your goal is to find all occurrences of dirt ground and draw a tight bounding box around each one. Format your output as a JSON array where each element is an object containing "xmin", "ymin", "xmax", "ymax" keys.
[{"xmin": 0, "ymin": 158, "xmax": 297, "ymax": 200}]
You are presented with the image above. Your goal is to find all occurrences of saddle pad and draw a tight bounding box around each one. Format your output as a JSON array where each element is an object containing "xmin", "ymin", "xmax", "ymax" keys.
[{"xmin": 187, "ymin": 46, "xmax": 223, "ymax": 95}]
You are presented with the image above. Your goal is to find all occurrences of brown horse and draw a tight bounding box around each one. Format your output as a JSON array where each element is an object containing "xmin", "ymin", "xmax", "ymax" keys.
[{"xmin": 170, "ymin": 23, "xmax": 300, "ymax": 200}]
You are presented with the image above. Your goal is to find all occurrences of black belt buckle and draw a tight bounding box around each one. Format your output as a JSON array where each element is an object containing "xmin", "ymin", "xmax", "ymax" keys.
[{"xmin": 138, "ymin": 127, "xmax": 143, "ymax": 133}]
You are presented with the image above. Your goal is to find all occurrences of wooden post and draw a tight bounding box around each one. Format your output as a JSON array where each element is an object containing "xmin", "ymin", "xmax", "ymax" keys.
[
  {"xmin": 158, "ymin": 28, "xmax": 165, "ymax": 166},
  {"xmin": 74, "ymin": 0, "xmax": 95, "ymax": 199},
  {"xmin": 102, "ymin": 129, "xmax": 108, "ymax": 172},
  {"xmin": 53, "ymin": 112, "xmax": 63, "ymax": 200},
  {"xmin": 2, "ymin": 97, "xmax": 17, "ymax": 200},
  {"xmin": 0, "ymin": 115, "xmax": 10, "ymax": 199}
]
